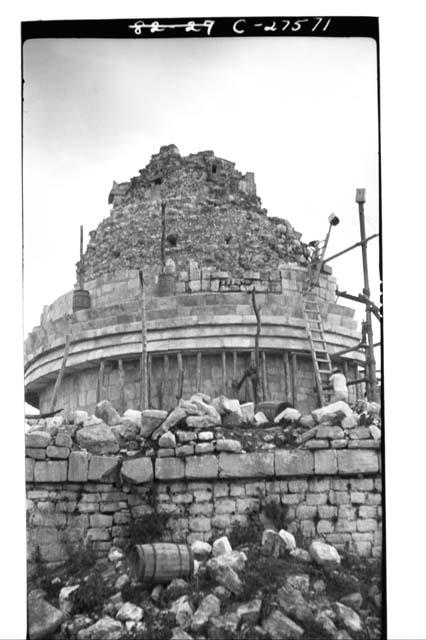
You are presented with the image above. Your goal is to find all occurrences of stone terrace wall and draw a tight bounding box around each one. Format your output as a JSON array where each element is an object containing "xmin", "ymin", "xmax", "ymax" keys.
[{"xmin": 26, "ymin": 444, "xmax": 382, "ymax": 570}]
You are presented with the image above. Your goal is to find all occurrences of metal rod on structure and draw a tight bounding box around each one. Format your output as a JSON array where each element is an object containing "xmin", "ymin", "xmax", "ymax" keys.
[
  {"xmin": 324, "ymin": 234, "xmax": 379, "ymax": 263},
  {"xmin": 78, "ymin": 225, "xmax": 84, "ymax": 289},
  {"xmin": 138, "ymin": 270, "xmax": 148, "ymax": 410},
  {"xmin": 356, "ymin": 188, "xmax": 379, "ymax": 402}
]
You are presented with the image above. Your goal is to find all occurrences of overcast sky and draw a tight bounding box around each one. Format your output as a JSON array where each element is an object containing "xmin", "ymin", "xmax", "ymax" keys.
[{"xmin": 23, "ymin": 36, "xmax": 380, "ymax": 337}]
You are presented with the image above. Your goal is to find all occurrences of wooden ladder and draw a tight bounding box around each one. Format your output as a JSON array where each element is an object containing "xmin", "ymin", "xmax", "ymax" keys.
[{"xmin": 302, "ymin": 293, "xmax": 333, "ymax": 407}]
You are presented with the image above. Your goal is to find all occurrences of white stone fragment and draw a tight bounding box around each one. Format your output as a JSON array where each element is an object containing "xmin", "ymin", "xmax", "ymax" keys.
[
  {"xmin": 278, "ymin": 529, "xmax": 296, "ymax": 551},
  {"xmin": 212, "ymin": 536, "xmax": 232, "ymax": 556}
]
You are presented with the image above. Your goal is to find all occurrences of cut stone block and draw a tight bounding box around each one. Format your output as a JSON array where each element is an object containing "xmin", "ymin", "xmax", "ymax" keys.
[
  {"xmin": 274, "ymin": 450, "xmax": 314, "ymax": 476},
  {"xmin": 155, "ymin": 457, "xmax": 185, "ymax": 480},
  {"xmin": 68, "ymin": 451, "xmax": 89, "ymax": 482},
  {"xmin": 88, "ymin": 455, "xmax": 119, "ymax": 482},
  {"xmin": 25, "ymin": 431, "xmax": 51, "ymax": 448},
  {"xmin": 337, "ymin": 450, "xmax": 379, "ymax": 474},
  {"xmin": 34, "ymin": 460, "xmax": 67, "ymax": 483},
  {"xmin": 314, "ymin": 450, "xmax": 338, "ymax": 474},
  {"xmin": 185, "ymin": 455, "xmax": 219, "ymax": 479},
  {"xmin": 218, "ymin": 452, "xmax": 274, "ymax": 478},
  {"xmin": 121, "ymin": 458, "xmax": 153, "ymax": 484}
]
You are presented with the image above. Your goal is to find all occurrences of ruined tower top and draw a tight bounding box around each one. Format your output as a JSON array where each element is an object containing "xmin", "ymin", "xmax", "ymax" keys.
[{"xmin": 81, "ymin": 146, "xmax": 307, "ymax": 281}]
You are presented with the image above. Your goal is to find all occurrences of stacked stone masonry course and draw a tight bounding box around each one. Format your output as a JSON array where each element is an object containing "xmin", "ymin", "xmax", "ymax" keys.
[{"xmin": 26, "ymin": 429, "xmax": 382, "ymax": 567}]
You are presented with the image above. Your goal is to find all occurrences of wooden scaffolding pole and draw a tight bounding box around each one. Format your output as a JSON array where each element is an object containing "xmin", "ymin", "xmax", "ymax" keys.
[
  {"xmin": 49, "ymin": 334, "xmax": 71, "ymax": 413},
  {"xmin": 118, "ymin": 359, "xmax": 125, "ymax": 414},
  {"xmin": 138, "ymin": 270, "xmax": 148, "ymax": 411}
]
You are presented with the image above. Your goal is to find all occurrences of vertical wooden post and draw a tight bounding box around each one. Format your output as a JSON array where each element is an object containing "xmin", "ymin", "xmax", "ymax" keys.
[
  {"xmin": 291, "ymin": 353, "xmax": 297, "ymax": 408},
  {"xmin": 221, "ymin": 351, "xmax": 227, "ymax": 394},
  {"xmin": 97, "ymin": 358, "xmax": 105, "ymax": 403},
  {"xmin": 196, "ymin": 352, "xmax": 202, "ymax": 392},
  {"xmin": 161, "ymin": 201, "xmax": 166, "ymax": 272},
  {"xmin": 164, "ymin": 354, "xmax": 169, "ymax": 409},
  {"xmin": 233, "ymin": 351, "xmax": 237, "ymax": 381},
  {"xmin": 283, "ymin": 351, "xmax": 291, "ymax": 403},
  {"xmin": 138, "ymin": 270, "xmax": 148, "ymax": 411},
  {"xmin": 148, "ymin": 354, "xmax": 153, "ymax": 409},
  {"xmin": 49, "ymin": 334, "xmax": 71, "ymax": 413},
  {"xmin": 354, "ymin": 363, "xmax": 360, "ymax": 400},
  {"xmin": 118, "ymin": 359, "xmax": 125, "ymax": 414},
  {"xmin": 177, "ymin": 352, "xmax": 184, "ymax": 400},
  {"xmin": 251, "ymin": 290, "xmax": 262, "ymax": 404},
  {"xmin": 261, "ymin": 351, "xmax": 268, "ymax": 401},
  {"xmin": 79, "ymin": 225, "xmax": 84, "ymax": 289}
]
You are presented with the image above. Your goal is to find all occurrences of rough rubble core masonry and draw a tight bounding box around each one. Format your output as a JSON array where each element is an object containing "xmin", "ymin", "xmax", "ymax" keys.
[{"xmin": 24, "ymin": 145, "xmax": 381, "ymax": 568}]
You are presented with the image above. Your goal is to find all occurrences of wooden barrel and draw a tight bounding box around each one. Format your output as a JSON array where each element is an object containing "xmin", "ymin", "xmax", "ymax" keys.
[
  {"xmin": 129, "ymin": 543, "xmax": 194, "ymax": 584},
  {"xmin": 72, "ymin": 289, "xmax": 91, "ymax": 312},
  {"xmin": 158, "ymin": 273, "xmax": 176, "ymax": 297}
]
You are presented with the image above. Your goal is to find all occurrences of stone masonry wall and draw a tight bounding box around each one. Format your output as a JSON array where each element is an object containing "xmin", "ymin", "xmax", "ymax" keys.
[{"xmin": 26, "ymin": 445, "xmax": 382, "ymax": 570}]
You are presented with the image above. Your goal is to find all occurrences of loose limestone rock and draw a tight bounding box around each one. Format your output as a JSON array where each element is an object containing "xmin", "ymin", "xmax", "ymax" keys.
[
  {"xmin": 191, "ymin": 540, "xmax": 212, "ymax": 559},
  {"xmin": 207, "ymin": 559, "xmax": 243, "ymax": 595},
  {"xmin": 262, "ymin": 609, "xmax": 304, "ymax": 639},
  {"xmin": 76, "ymin": 616, "xmax": 123, "ymax": 639},
  {"xmin": 274, "ymin": 408, "xmax": 301, "ymax": 423},
  {"xmin": 141, "ymin": 409, "xmax": 168, "ymax": 438},
  {"xmin": 123, "ymin": 409, "xmax": 142, "ymax": 427},
  {"xmin": 152, "ymin": 408, "xmax": 188, "ymax": 440},
  {"xmin": 309, "ymin": 540, "xmax": 341, "ymax": 568},
  {"xmin": 94, "ymin": 400, "xmax": 121, "ymax": 426},
  {"xmin": 190, "ymin": 594, "xmax": 220, "ymax": 633},
  {"xmin": 170, "ymin": 595, "xmax": 194, "ymax": 629},
  {"xmin": 59, "ymin": 585, "xmax": 80, "ymax": 615},
  {"xmin": 254, "ymin": 411, "xmax": 269, "ymax": 426},
  {"xmin": 278, "ymin": 529, "xmax": 296, "ymax": 551},
  {"xmin": 262, "ymin": 529, "xmax": 285, "ymax": 558},
  {"xmin": 28, "ymin": 593, "xmax": 64, "ymax": 639},
  {"xmin": 333, "ymin": 602, "xmax": 363, "ymax": 634},
  {"xmin": 212, "ymin": 536, "xmax": 232, "ymax": 556},
  {"xmin": 236, "ymin": 599, "xmax": 262, "ymax": 625},
  {"xmin": 312, "ymin": 401, "xmax": 353, "ymax": 424},
  {"xmin": 76, "ymin": 424, "xmax": 119, "ymax": 455},
  {"xmin": 116, "ymin": 602, "xmax": 143, "ymax": 622},
  {"xmin": 240, "ymin": 402, "xmax": 255, "ymax": 423}
]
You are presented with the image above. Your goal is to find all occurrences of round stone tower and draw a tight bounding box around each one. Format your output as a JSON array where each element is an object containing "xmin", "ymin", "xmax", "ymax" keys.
[{"xmin": 24, "ymin": 145, "xmax": 364, "ymax": 415}]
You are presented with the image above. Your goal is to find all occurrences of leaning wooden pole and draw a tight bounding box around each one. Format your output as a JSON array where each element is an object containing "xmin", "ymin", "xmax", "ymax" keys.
[
  {"xmin": 138, "ymin": 270, "xmax": 149, "ymax": 410},
  {"xmin": 251, "ymin": 289, "xmax": 263, "ymax": 404},
  {"xmin": 49, "ymin": 334, "xmax": 71, "ymax": 413}
]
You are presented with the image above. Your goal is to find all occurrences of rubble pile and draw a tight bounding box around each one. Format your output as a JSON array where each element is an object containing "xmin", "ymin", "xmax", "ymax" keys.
[
  {"xmin": 25, "ymin": 396, "xmax": 382, "ymax": 461},
  {"xmin": 28, "ymin": 531, "xmax": 382, "ymax": 640},
  {"xmin": 79, "ymin": 145, "xmax": 307, "ymax": 281}
]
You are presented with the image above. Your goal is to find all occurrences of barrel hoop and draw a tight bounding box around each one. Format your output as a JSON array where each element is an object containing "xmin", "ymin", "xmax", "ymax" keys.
[
  {"xmin": 177, "ymin": 542, "xmax": 183, "ymax": 575},
  {"xmin": 150, "ymin": 543, "xmax": 157, "ymax": 582}
]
